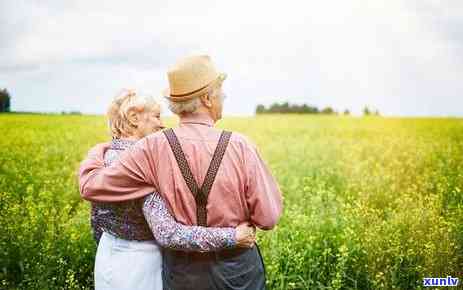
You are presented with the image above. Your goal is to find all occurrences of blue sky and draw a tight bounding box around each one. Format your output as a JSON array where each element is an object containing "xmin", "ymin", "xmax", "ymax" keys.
[{"xmin": 1, "ymin": 0, "xmax": 462, "ymax": 116}]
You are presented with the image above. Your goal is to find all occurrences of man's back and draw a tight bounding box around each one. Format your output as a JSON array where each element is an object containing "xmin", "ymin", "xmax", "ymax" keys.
[{"xmin": 147, "ymin": 113, "xmax": 282, "ymax": 229}]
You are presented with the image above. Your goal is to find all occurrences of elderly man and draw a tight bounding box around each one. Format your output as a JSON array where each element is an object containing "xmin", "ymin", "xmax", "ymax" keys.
[{"xmin": 80, "ymin": 55, "xmax": 283, "ymax": 290}]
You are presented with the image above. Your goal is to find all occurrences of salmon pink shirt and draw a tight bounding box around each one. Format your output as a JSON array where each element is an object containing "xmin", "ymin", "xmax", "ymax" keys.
[{"xmin": 79, "ymin": 113, "xmax": 283, "ymax": 230}]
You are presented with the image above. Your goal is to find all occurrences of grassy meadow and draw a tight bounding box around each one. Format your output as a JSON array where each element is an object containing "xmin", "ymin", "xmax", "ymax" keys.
[{"xmin": 0, "ymin": 113, "xmax": 462, "ymax": 289}]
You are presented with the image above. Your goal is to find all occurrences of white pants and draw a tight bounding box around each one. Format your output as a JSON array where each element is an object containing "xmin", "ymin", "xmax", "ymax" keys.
[{"xmin": 95, "ymin": 232, "xmax": 163, "ymax": 290}]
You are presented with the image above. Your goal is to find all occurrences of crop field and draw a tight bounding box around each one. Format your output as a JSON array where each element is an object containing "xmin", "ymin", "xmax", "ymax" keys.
[{"xmin": 0, "ymin": 113, "xmax": 462, "ymax": 289}]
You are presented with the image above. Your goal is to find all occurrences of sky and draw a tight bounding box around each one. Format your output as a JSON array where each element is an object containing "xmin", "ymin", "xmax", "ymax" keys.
[{"xmin": 1, "ymin": 0, "xmax": 462, "ymax": 116}]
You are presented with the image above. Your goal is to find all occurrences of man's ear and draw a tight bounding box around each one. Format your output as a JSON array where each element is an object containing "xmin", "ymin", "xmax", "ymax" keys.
[
  {"xmin": 126, "ymin": 109, "xmax": 139, "ymax": 127},
  {"xmin": 200, "ymin": 93, "xmax": 213, "ymax": 108}
]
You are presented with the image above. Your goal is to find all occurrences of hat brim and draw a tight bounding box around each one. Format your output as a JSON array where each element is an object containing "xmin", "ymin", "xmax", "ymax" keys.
[{"xmin": 163, "ymin": 73, "xmax": 227, "ymax": 102}]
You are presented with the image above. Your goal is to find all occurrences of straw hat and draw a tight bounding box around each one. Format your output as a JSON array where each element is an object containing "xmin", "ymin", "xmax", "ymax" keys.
[{"xmin": 163, "ymin": 55, "xmax": 226, "ymax": 102}]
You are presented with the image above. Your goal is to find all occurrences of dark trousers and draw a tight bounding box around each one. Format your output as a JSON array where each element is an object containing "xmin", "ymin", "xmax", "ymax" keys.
[{"xmin": 162, "ymin": 245, "xmax": 266, "ymax": 290}]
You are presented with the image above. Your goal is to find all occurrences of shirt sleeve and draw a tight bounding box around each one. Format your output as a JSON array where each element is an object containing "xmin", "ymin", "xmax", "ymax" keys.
[
  {"xmin": 244, "ymin": 143, "xmax": 283, "ymax": 230},
  {"xmin": 79, "ymin": 138, "xmax": 157, "ymax": 202},
  {"xmin": 142, "ymin": 193, "xmax": 236, "ymax": 252}
]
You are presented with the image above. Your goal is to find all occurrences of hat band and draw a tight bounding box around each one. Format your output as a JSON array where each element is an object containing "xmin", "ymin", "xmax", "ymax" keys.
[
  {"xmin": 169, "ymin": 74, "xmax": 225, "ymax": 98},
  {"xmin": 169, "ymin": 82, "xmax": 211, "ymax": 98}
]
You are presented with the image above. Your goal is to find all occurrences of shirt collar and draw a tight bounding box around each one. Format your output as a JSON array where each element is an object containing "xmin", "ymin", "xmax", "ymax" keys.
[{"xmin": 179, "ymin": 112, "xmax": 215, "ymax": 127}]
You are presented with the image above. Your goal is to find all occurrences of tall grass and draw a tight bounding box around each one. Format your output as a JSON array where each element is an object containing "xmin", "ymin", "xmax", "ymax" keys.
[{"xmin": 1, "ymin": 114, "xmax": 462, "ymax": 289}]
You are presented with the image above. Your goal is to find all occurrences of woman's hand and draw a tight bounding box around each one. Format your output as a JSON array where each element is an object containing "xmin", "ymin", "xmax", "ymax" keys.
[{"xmin": 235, "ymin": 222, "xmax": 256, "ymax": 248}]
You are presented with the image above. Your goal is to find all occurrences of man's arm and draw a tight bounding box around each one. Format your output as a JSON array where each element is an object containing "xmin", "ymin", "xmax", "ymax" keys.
[
  {"xmin": 79, "ymin": 138, "xmax": 157, "ymax": 202},
  {"xmin": 244, "ymin": 143, "xmax": 283, "ymax": 230}
]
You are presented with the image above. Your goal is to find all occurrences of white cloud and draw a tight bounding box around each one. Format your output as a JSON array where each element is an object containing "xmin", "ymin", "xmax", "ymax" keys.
[{"xmin": 1, "ymin": 0, "xmax": 462, "ymax": 116}]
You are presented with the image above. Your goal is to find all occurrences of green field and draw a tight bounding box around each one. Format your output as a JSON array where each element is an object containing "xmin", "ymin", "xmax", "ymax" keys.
[{"xmin": 1, "ymin": 114, "xmax": 462, "ymax": 289}]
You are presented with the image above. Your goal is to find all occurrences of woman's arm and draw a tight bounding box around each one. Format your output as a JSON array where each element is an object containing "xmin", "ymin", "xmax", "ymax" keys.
[{"xmin": 143, "ymin": 193, "xmax": 237, "ymax": 252}]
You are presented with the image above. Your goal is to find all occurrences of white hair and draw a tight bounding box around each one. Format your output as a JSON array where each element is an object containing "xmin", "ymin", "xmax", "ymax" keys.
[
  {"xmin": 168, "ymin": 85, "xmax": 222, "ymax": 115},
  {"xmin": 107, "ymin": 89, "xmax": 160, "ymax": 138}
]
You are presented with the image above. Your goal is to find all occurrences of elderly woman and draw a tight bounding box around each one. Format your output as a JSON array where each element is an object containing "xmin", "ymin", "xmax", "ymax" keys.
[{"xmin": 90, "ymin": 90, "xmax": 256, "ymax": 290}]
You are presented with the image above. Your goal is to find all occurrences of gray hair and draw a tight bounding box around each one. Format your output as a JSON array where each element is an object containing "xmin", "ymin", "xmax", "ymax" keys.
[
  {"xmin": 168, "ymin": 97, "xmax": 202, "ymax": 115},
  {"xmin": 168, "ymin": 86, "xmax": 222, "ymax": 115}
]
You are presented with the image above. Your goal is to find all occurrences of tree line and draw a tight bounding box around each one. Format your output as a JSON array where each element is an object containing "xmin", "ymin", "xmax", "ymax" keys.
[
  {"xmin": 0, "ymin": 88, "xmax": 11, "ymax": 112},
  {"xmin": 256, "ymin": 102, "xmax": 379, "ymax": 116}
]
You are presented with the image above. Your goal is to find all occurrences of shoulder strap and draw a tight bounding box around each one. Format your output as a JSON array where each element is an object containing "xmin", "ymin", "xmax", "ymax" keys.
[
  {"xmin": 163, "ymin": 128, "xmax": 232, "ymax": 226},
  {"xmin": 163, "ymin": 128, "xmax": 200, "ymax": 199},
  {"xmin": 198, "ymin": 130, "xmax": 232, "ymax": 225}
]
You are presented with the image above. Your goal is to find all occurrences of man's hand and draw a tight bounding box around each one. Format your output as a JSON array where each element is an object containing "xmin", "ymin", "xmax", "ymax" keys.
[{"xmin": 235, "ymin": 222, "xmax": 256, "ymax": 248}]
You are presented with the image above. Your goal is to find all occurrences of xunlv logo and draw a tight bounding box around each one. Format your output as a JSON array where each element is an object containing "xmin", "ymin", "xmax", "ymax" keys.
[{"xmin": 423, "ymin": 276, "xmax": 459, "ymax": 287}]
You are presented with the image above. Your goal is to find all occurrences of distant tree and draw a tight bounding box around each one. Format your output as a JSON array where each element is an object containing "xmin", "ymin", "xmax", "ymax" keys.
[
  {"xmin": 281, "ymin": 102, "xmax": 289, "ymax": 112},
  {"xmin": 0, "ymin": 88, "xmax": 11, "ymax": 112},
  {"xmin": 374, "ymin": 109, "xmax": 380, "ymax": 116},
  {"xmin": 300, "ymin": 104, "xmax": 319, "ymax": 114},
  {"xmin": 268, "ymin": 103, "xmax": 279, "ymax": 113},
  {"xmin": 343, "ymin": 109, "xmax": 350, "ymax": 115},
  {"xmin": 256, "ymin": 104, "xmax": 265, "ymax": 114},
  {"xmin": 309, "ymin": 106, "xmax": 319, "ymax": 114},
  {"xmin": 363, "ymin": 106, "xmax": 371, "ymax": 116},
  {"xmin": 321, "ymin": 107, "xmax": 335, "ymax": 115},
  {"xmin": 61, "ymin": 111, "xmax": 82, "ymax": 115},
  {"xmin": 289, "ymin": 103, "xmax": 300, "ymax": 113},
  {"xmin": 255, "ymin": 102, "xmax": 331, "ymax": 115},
  {"xmin": 5, "ymin": 94, "xmax": 10, "ymax": 112},
  {"xmin": 301, "ymin": 104, "xmax": 309, "ymax": 113}
]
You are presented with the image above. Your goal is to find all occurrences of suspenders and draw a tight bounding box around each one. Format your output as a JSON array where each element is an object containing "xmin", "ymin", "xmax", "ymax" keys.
[{"xmin": 163, "ymin": 128, "xmax": 232, "ymax": 226}]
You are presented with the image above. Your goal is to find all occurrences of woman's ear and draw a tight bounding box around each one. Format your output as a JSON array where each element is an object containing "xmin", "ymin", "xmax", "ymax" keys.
[
  {"xmin": 126, "ymin": 109, "xmax": 139, "ymax": 128},
  {"xmin": 200, "ymin": 93, "xmax": 213, "ymax": 108}
]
